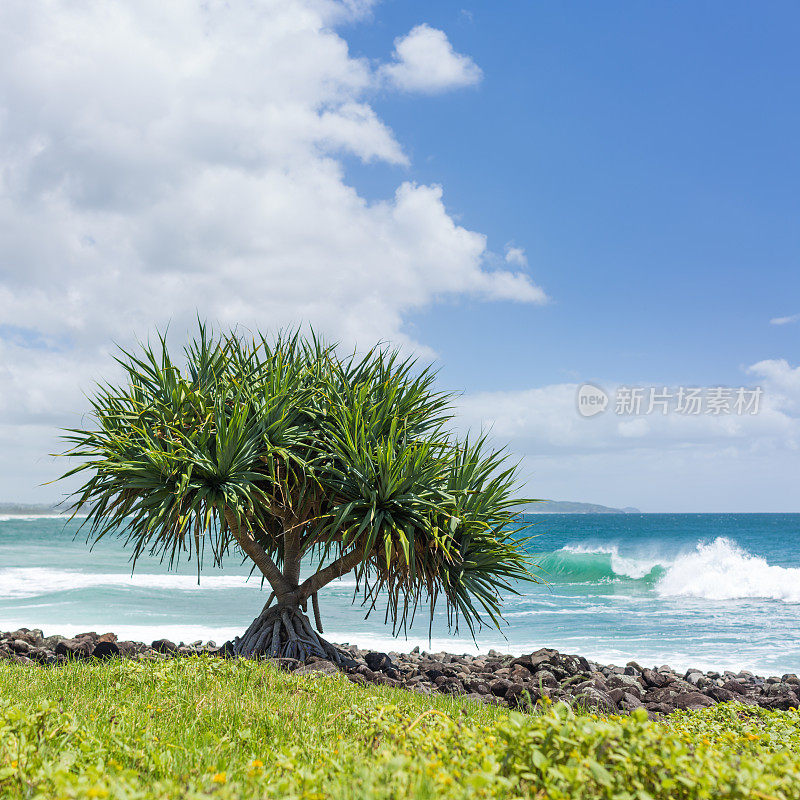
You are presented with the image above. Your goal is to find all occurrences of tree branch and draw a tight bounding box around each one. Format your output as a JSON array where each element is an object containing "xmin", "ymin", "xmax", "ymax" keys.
[
  {"xmin": 223, "ymin": 509, "xmax": 294, "ymax": 598},
  {"xmin": 298, "ymin": 546, "xmax": 365, "ymax": 601}
]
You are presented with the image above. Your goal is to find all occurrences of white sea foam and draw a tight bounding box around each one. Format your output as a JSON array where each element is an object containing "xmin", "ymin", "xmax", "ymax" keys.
[
  {"xmin": 0, "ymin": 514, "xmax": 81, "ymax": 522},
  {"xmin": 0, "ymin": 567, "xmax": 261, "ymax": 599},
  {"xmin": 560, "ymin": 543, "xmax": 664, "ymax": 579},
  {"xmin": 655, "ymin": 537, "xmax": 800, "ymax": 603}
]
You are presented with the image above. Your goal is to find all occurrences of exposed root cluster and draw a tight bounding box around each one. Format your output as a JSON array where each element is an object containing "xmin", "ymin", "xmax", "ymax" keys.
[{"xmin": 233, "ymin": 604, "xmax": 342, "ymax": 664}]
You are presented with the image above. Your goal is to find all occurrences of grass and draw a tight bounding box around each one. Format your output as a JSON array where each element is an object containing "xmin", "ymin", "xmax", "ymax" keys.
[{"xmin": 1, "ymin": 657, "xmax": 799, "ymax": 799}]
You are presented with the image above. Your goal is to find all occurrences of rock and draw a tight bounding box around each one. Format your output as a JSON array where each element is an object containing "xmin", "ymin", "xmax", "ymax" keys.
[
  {"xmin": 509, "ymin": 664, "xmax": 532, "ymax": 683},
  {"xmin": 504, "ymin": 682, "xmax": 530, "ymax": 707},
  {"xmin": 435, "ymin": 676, "xmax": 463, "ymax": 694},
  {"xmin": 620, "ymin": 692, "xmax": 644, "ymax": 711},
  {"xmin": 709, "ymin": 686, "xmax": 737, "ymax": 703},
  {"xmin": 761, "ymin": 693, "xmax": 799, "ymax": 711},
  {"xmin": 54, "ymin": 637, "xmax": 93, "ymax": 659},
  {"xmin": 365, "ymin": 651, "xmax": 394, "ymax": 672},
  {"xmin": 92, "ymin": 640, "xmax": 120, "ymax": 659},
  {"xmin": 208, "ymin": 641, "xmax": 235, "ymax": 658},
  {"xmin": 151, "ymin": 639, "xmax": 178, "ymax": 655},
  {"xmin": 294, "ymin": 660, "xmax": 337, "ymax": 675},
  {"xmin": 11, "ymin": 639, "xmax": 30, "ymax": 654},
  {"xmin": 641, "ymin": 668, "xmax": 667, "ymax": 688},
  {"xmin": 509, "ymin": 648, "xmax": 558, "ymax": 672},
  {"xmin": 606, "ymin": 688, "xmax": 626, "ymax": 704},
  {"xmin": 464, "ymin": 679, "xmax": 490, "ymax": 695},
  {"xmin": 97, "ymin": 632, "xmax": 118, "ymax": 644},
  {"xmin": 722, "ymin": 679, "xmax": 750, "ymax": 696},
  {"xmin": 606, "ymin": 674, "xmax": 643, "ymax": 696},
  {"xmin": 765, "ymin": 682, "xmax": 795, "ymax": 697},
  {"xmin": 353, "ymin": 665, "xmax": 376, "ymax": 682},
  {"xmin": 489, "ymin": 678, "xmax": 513, "ymax": 698},
  {"xmin": 574, "ymin": 687, "xmax": 617, "ymax": 713},
  {"xmin": 672, "ymin": 691, "xmax": 715, "ymax": 710},
  {"xmin": 466, "ymin": 693, "xmax": 504, "ymax": 706},
  {"xmin": 533, "ymin": 669, "xmax": 559, "ymax": 688}
]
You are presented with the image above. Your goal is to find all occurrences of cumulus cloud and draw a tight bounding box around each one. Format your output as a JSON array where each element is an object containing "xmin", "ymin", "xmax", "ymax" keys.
[
  {"xmin": 0, "ymin": 1, "xmax": 544, "ymax": 500},
  {"xmin": 456, "ymin": 362, "xmax": 800, "ymax": 511},
  {"xmin": 379, "ymin": 24, "xmax": 482, "ymax": 93}
]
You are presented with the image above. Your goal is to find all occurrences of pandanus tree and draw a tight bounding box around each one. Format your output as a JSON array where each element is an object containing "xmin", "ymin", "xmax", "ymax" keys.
[{"xmin": 60, "ymin": 326, "xmax": 535, "ymax": 662}]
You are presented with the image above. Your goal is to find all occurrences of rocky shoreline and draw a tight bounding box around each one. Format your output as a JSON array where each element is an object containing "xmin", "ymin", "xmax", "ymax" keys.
[{"xmin": 2, "ymin": 627, "xmax": 799, "ymax": 716}]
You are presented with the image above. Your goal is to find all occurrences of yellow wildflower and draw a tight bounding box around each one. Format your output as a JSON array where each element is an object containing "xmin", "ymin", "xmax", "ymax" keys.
[{"xmin": 212, "ymin": 772, "xmax": 227, "ymax": 784}]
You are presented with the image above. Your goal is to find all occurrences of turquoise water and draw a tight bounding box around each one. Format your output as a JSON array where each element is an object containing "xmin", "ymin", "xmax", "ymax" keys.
[{"xmin": 1, "ymin": 513, "xmax": 799, "ymax": 675}]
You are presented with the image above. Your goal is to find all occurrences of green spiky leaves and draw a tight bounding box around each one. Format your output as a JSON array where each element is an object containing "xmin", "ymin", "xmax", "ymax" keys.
[{"xmin": 60, "ymin": 325, "xmax": 537, "ymax": 636}]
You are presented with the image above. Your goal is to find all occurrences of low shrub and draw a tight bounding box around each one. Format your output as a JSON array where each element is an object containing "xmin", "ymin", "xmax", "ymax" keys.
[{"xmin": 1, "ymin": 658, "xmax": 798, "ymax": 799}]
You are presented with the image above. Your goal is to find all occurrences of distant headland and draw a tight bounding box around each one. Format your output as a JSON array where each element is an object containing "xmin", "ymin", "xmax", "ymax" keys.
[
  {"xmin": 526, "ymin": 500, "xmax": 640, "ymax": 514},
  {"xmin": 2, "ymin": 500, "xmax": 641, "ymax": 516}
]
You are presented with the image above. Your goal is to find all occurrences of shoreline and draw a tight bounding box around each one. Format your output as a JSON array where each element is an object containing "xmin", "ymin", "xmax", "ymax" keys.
[{"xmin": 2, "ymin": 626, "xmax": 798, "ymax": 716}]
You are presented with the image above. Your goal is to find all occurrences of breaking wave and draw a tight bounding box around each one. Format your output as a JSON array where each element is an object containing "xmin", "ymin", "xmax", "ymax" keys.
[
  {"xmin": 655, "ymin": 537, "xmax": 800, "ymax": 603},
  {"xmin": 539, "ymin": 544, "xmax": 666, "ymax": 583},
  {"xmin": 542, "ymin": 538, "xmax": 800, "ymax": 603}
]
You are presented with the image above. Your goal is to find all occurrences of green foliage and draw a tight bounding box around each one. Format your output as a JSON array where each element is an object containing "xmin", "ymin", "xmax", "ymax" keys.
[
  {"xmin": 60, "ymin": 325, "xmax": 535, "ymax": 634},
  {"xmin": 1, "ymin": 658, "xmax": 799, "ymax": 800}
]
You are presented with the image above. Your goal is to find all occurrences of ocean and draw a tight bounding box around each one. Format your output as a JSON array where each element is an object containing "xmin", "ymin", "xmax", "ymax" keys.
[{"xmin": 1, "ymin": 513, "xmax": 798, "ymax": 676}]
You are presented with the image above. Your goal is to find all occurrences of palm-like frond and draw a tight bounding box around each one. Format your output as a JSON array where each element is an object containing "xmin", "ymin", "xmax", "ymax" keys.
[{"xmin": 60, "ymin": 324, "xmax": 538, "ymax": 635}]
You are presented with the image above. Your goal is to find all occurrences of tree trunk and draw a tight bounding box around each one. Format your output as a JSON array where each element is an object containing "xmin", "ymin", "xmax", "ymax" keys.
[{"xmin": 233, "ymin": 602, "xmax": 343, "ymax": 663}]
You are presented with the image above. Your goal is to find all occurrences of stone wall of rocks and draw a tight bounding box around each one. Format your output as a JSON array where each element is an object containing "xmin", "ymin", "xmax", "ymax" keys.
[{"xmin": 2, "ymin": 628, "xmax": 798, "ymax": 717}]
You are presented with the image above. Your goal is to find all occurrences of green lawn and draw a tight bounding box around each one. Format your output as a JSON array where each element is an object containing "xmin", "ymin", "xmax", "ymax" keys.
[{"xmin": 1, "ymin": 657, "xmax": 798, "ymax": 799}]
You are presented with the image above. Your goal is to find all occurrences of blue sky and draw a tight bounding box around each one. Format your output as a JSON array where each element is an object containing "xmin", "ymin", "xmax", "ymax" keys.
[
  {"xmin": 0, "ymin": 0, "xmax": 798, "ymax": 510},
  {"xmin": 344, "ymin": 1, "xmax": 799, "ymax": 392}
]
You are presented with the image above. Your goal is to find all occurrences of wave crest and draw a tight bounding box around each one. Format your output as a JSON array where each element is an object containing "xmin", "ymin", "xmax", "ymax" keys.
[
  {"xmin": 655, "ymin": 537, "xmax": 800, "ymax": 603},
  {"xmin": 544, "ymin": 537, "xmax": 800, "ymax": 603},
  {"xmin": 540, "ymin": 544, "xmax": 665, "ymax": 583}
]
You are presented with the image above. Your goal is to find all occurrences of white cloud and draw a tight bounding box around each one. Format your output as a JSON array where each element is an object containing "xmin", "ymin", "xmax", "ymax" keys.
[
  {"xmin": 457, "ymin": 363, "xmax": 800, "ymax": 511},
  {"xmin": 379, "ymin": 24, "xmax": 482, "ymax": 94},
  {"xmin": 770, "ymin": 313, "xmax": 800, "ymax": 325},
  {"xmin": 0, "ymin": 0, "xmax": 542, "ymax": 502},
  {"xmin": 504, "ymin": 246, "xmax": 528, "ymax": 267}
]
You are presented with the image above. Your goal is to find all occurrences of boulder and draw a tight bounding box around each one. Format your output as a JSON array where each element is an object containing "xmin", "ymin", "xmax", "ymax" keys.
[
  {"xmin": 365, "ymin": 651, "xmax": 394, "ymax": 672},
  {"xmin": 509, "ymin": 648, "xmax": 558, "ymax": 673},
  {"xmin": 533, "ymin": 669, "xmax": 559, "ymax": 689},
  {"xmin": 709, "ymin": 686, "xmax": 737, "ymax": 703},
  {"xmin": 151, "ymin": 639, "xmax": 178, "ymax": 655},
  {"xmin": 573, "ymin": 687, "xmax": 617, "ymax": 713},
  {"xmin": 620, "ymin": 692, "xmax": 644, "ymax": 711},
  {"xmin": 761, "ymin": 693, "xmax": 799, "ymax": 711},
  {"xmin": 54, "ymin": 637, "xmax": 93, "ymax": 659},
  {"xmin": 722, "ymin": 679, "xmax": 750, "ymax": 696},
  {"xmin": 92, "ymin": 640, "xmax": 120, "ymax": 659},
  {"xmin": 672, "ymin": 691, "xmax": 715, "ymax": 710},
  {"xmin": 641, "ymin": 668, "xmax": 668, "ymax": 688},
  {"xmin": 489, "ymin": 678, "xmax": 513, "ymax": 698}
]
